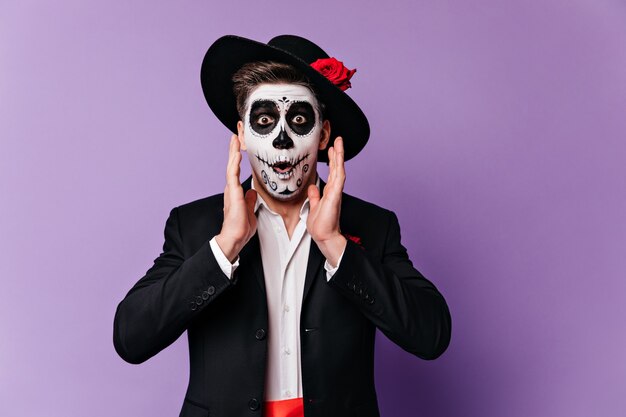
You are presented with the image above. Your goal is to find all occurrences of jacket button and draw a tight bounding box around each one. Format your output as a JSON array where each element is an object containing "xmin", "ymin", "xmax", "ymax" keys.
[
  {"xmin": 201, "ymin": 291, "xmax": 209, "ymax": 300},
  {"xmin": 195, "ymin": 296, "xmax": 203, "ymax": 305},
  {"xmin": 248, "ymin": 398, "xmax": 260, "ymax": 410},
  {"xmin": 255, "ymin": 329, "xmax": 266, "ymax": 340},
  {"xmin": 208, "ymin": 286, "xmax": 216, "ymax": 295},
  {"xmin": 368, "ymin": 296, "xmax": 375, "ymax": 305},
  {"xmin": 190, "ymin": 302, "xmax": 198, "ymax": 311}
]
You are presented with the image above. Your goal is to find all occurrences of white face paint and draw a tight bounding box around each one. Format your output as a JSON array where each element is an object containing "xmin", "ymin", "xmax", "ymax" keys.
[{"xmin": 242, "ymin": 83, "xmax": 323, "ymax": 201}]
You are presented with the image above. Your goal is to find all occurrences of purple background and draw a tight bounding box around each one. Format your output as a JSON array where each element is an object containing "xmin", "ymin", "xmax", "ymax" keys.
[{"xmin": 1, "ymin": 1, "xmax": 625, "ymax": 416}]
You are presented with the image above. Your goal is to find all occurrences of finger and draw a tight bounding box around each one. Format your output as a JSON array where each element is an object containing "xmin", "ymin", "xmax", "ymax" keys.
[
  {"xmin": 307, "ymin": 184, "xmax": 321, "ymax": 212},
  {"xmin": 226, "ymin": 135, "xmax": 236, "ymax": 180},
  {"xmin": 233, "ymin": 133, "xmax": 241, "ymax": 152},
  {"xmin": 327, "ymin": 137, "xmax": 344, "ymax": 196},
  {"xmin": 226, "ymin": 135, "xmax": 242, "ymax": 188},
  {"xmin": 327, "ymin": 145, "xmax": 335, "ymax": 183},
  {"xmin": 244, "ymin": 189, "xmax": 257, "ymax": 214},
  {"xmin": 335, "ymin": 136, "xmax": 345, "ymax": 184},
  {"xmin": 226, "ymin": 135, "xmax": 237, "ymax": 168},
  {"xmin": 226, "ymin": 154, "xmax": 242, "ymax": 190}
]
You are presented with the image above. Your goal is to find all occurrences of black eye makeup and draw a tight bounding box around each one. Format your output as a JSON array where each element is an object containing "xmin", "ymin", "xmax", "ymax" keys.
[
  {"xmin": 249, "ymin": 100, "xmax": 280, "ymax": 135},
  {"xmin": 286, "ymin": 101, "xmax": 316, "ymax": 136}
]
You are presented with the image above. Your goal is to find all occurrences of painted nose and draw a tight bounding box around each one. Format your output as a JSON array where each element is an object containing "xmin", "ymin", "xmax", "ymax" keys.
[{"xmin": 272, "ymin": 128, "xmax": 294, "ymax": 150}]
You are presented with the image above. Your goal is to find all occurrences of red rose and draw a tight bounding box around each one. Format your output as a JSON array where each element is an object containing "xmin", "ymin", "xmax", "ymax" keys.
[{"xmin": 310, "ymin": 57, "xmax": 357, "ymax": 91}]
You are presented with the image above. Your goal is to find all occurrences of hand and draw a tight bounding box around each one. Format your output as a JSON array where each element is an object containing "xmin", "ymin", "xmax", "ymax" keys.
[
  {"xmin": 307, "ymin": 137, "xmax": 348, "ymax": 267},
  {"xmin": 215, "ymin": 134, "xmax": 257, "ymax": 263}
]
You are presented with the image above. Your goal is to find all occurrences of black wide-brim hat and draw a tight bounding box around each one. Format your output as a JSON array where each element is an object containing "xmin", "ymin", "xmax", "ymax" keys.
[{"xmin": 200, "ymin": 34, "xmax": 370, "ymax": 163}]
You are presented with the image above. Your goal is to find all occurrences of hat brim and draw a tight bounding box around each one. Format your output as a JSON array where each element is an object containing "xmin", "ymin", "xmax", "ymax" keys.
[{"xmin": 200, "ymin": 35, "xmax": 370, "ymax": 163}]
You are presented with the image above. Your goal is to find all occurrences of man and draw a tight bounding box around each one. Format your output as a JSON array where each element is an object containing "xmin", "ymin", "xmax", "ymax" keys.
[{"xmin": 113, "ymin": 34, "xmax": 451, "ymax": 417}]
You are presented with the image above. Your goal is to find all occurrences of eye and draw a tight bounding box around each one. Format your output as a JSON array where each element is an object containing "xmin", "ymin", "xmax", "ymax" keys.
[
  {"xmin": 292, "ymin": 114, "xmax": 307, "ymax": 125},
  {"xmin": 256, "ymin": 115, "xmax": 274, "ymax": 125}
]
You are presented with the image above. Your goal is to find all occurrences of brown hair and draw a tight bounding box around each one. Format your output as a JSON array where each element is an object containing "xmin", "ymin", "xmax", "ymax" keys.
[{"xmin": 232, "ymin": 60, "xmax": 326, "ymax": 121}]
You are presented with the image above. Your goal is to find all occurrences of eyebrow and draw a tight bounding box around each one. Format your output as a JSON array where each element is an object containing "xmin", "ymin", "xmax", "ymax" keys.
[
  {"xmin": 287, "ymin": 100, "xmax": 315, "ymax": 110},
  {"xmin": 249, "ymin": 99, "xmax": 279, "ymax": 113}
]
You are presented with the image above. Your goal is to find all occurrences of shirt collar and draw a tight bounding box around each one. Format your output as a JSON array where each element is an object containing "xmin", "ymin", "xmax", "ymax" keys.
[{"xmin": 251, "ymin": 173, "xmax": 320, "ymax": 217}]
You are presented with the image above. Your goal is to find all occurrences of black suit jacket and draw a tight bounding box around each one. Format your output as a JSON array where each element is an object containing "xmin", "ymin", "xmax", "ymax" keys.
[{"xmin": 113, "ymin": 175, "xmax": 451, "ymax": 417}]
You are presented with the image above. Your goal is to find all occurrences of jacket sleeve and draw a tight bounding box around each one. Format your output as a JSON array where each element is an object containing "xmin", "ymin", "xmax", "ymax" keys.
[
  {"xmin": 113, "ymin": 206, "xmax": 237, "ymax": 364},
  {"xmin": 327, "ymin": 210, "xmax": 452, "ymax": 360}
]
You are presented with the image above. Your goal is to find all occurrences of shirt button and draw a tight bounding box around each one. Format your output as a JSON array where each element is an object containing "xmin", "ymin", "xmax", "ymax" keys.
[
  {"xmin": 284, "ymin": 347, "xmax": 291, "ymax": 355},
  {"xmin": 248, "ymin": 398, "xmax": 260, "ymax": 410},
  {"xmin": 285, "ymin": 390, "xmax": 292, "ymax": 397},
  {"xmin": 284, "ymin": 304, "xmax": 290, "ymax": 312},
  {"xmin": 255, "ymin": 329, "xmax": 267, "ymax": 340}
]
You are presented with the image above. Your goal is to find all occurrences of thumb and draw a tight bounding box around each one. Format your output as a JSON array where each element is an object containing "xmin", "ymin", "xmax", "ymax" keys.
[
  {"xmin": 244, "ymin": 189, "xmax": 257, "ymax": 214},
  {"xmin": 308, "ymin": 184, "xmax": 320, "ymax": 212}
]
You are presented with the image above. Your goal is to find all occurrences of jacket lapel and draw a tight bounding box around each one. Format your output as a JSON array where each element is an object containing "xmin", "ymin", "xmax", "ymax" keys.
[
  {"xmin": 239, "ymin": 174, "xmax": 327, "ymax": 305},
  {"xmin": 240, "ymin": 175, "xmax": 266, "ymax": 295}
]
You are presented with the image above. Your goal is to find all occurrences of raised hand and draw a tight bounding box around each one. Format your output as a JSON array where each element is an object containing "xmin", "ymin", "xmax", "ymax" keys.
[
  {"xmin": 307, "ymin": 136, "xmax": 348, "ymax": 267},
  {"xmin": 215, "ymin": 134, "xmax": 257, "ymax": 263}
]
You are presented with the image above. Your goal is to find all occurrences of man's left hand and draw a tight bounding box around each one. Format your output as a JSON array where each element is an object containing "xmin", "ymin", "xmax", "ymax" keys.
[{"xmin": 307, "ymin": 136, "xmax": 348, "ymax": 268}]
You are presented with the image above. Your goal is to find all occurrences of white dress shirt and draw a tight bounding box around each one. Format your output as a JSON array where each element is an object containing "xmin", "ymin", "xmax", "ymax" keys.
[{"xmin": 208, "ymin": 173, "xmax": 345, "ymax": 401}]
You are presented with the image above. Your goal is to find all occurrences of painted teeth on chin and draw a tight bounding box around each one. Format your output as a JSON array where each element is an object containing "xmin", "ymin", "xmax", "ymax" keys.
[{"xmin": 274, "ymin": 167, "xmax": 294, "ymax": 180}]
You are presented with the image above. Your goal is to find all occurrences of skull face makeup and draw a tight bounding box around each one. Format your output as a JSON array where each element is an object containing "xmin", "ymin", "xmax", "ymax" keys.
[{"xmin": 242, "ymin": 83, "xmax": 324, "ymax": 201}]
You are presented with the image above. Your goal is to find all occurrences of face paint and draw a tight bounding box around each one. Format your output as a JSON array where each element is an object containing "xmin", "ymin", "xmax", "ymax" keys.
[{"xmin": 242, "ymin": 83, "xmax": 323, "ymax": 201}]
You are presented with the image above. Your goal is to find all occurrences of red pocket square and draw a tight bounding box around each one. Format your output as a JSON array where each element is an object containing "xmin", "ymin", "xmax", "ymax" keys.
[{"xmin": 342, "ymin": 233, "xmax": 365, "ymax": 250}]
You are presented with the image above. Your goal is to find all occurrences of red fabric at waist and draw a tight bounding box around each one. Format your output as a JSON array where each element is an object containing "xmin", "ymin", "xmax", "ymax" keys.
[{"xmin": 263, "ymin": 397, "xmax": 304, "ymax": 417}]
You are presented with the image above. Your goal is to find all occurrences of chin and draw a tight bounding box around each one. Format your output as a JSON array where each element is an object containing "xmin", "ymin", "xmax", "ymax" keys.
[{"xmin": 269, "ymin": 187, "xmax": 307, "ymax": 202}]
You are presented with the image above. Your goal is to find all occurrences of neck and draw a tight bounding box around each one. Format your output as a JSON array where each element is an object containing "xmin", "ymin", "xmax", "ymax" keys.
[{"xmin": 252, "ymin": 170, "xmax": 318, "ymax": 218}]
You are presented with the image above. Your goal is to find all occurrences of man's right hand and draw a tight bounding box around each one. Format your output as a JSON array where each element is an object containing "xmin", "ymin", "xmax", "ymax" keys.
[{"xmin": 215, "ymin": 134, "xmax": 257, "ymax": 263}]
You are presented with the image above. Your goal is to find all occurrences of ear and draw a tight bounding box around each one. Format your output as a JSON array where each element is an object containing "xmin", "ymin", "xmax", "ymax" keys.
[
  {"xmin": 319, "ymin": 119, "xmax": 331, "ymax": 150},
  {"xmin": 237, "ymin": 120, "xmax": 247, "ymax": 151}
]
